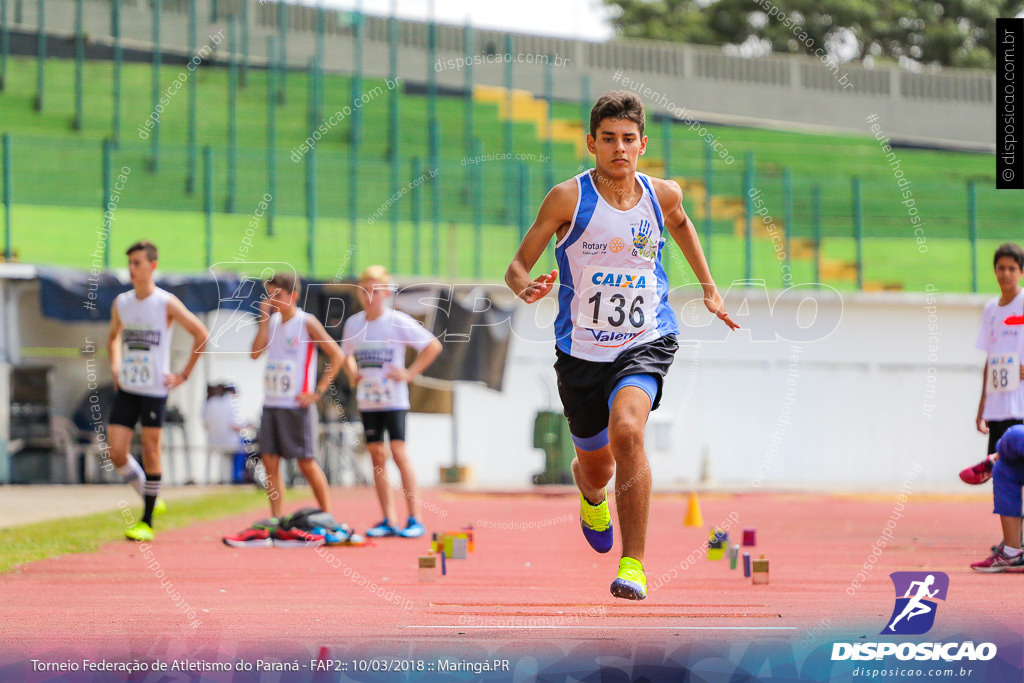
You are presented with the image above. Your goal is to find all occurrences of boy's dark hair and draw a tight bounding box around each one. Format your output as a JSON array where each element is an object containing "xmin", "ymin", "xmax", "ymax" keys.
[
  {"xmin": 994, "ymin": 243, "xmax": 1024, "ymax": 270},
  {"xmin": 125, "ymin": 240, "xmax": 158, "ymax": 262},
  {"xmin": 589, "ymin": 91, "xmax": 645, "ymax": 138},
  {"xmin": 265, "ymin": 271, "xmax": 300, "ymax": 295}
]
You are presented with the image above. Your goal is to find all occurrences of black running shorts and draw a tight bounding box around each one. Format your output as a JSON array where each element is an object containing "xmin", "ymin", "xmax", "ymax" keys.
[
  {"xmin": 361, "ymin": 409, "xmax": 408, "ymax": 444},
  {"xmin": 109, "ymin": 389, "xmax": 168, "ymax": 429},
  {"xmin": 554, "ymin": 334, "xmax": 678, "ymax": 440}
]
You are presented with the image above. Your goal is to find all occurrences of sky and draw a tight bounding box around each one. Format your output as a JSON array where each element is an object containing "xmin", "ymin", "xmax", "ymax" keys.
[{"xmin": 319, "ymin": 0, "xmax": 616, "ymax": 42}]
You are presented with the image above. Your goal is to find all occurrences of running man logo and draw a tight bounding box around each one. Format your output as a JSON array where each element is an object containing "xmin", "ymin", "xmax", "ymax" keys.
[{"xmin": 881, "ymin": 571, "xmax": 949, "ymax": 636}]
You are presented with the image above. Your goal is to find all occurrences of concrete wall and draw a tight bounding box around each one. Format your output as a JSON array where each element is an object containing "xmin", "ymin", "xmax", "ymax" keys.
[
  {"xmin": 2, "ymin": 274, "xmax": 988, "ymax": 493},
  {"xmin": 13, "ymin": 0, "xmax": 995, "ymax": 148}
]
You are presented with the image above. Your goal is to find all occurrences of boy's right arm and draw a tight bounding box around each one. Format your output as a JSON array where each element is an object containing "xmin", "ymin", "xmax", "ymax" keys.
[
  {"xmin": 977, "ymin": 361, "xmax": 989, "ymax": 434},
  {"xmin": 250, "ymin": 299, "xmax": 272, "ymax": 359},
  {"xmin": 505, "ymin": 181, "xmax": 576, "ymax": 303},
  {"xmin": 107, "ymin": 305, "xmax": 123, "ymax": 391}
]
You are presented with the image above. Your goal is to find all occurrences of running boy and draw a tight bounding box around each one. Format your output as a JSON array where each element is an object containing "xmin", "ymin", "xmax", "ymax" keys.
[
  {"xmin": 108, "ymin": 240, "xmax": 208, "ymax": 542},
  {"xmin": 504, "ymin": 91, "xmax": 737, "ymax": 599},
  {"xmin": 251, "ymin": 272, "xmax": 345, "ymax": 520},
  {"xmin": 342, "ymin": 265, "xmax": 442, "ymax": 538}
]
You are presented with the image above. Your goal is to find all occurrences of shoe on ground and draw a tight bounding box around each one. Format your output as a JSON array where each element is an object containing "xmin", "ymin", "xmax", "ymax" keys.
[
  {"xmin": 271, "ymin": 527, "xmax": 325, "ymax": 547},
  {"xmin": 610, "ymin": 557, "xmax": 647, "ymax": 600},
  {"xmin": 125, "ymin": 521, "xmax": 154, "ymax": 542},
  {"xmin": 960, "ymin": 457, "xmax": 994, "ymax": 485},
  {"xmin": 366, "ymin": 520, "xmax": 398, "ymax": 538},
  {"xmin": 398, "ymin": 517, "xmax": 426, "ymax": 538},
  {"xmin": 222, "ymin": 528, "xmax": 274, "ymax": 548},
  {"xmin": 579, "ymin": 493, "xmax": 613, "ymax": 553},
  {"xmin": 154, "ymin": 499, "xmax": 167, "ymax": 516},
  {"xmin": 320, "ymin": 525, "xmax": 367, "ymax": 546},
  {"xmin": 971, "ymin": 543, "xmax": 1024, "ymax": 572}
]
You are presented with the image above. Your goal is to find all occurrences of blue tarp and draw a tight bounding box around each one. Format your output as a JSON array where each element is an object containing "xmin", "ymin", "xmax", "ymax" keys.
[{"xmin": 36, "ymin": 266, "xmax": 264, "ymax": 322}]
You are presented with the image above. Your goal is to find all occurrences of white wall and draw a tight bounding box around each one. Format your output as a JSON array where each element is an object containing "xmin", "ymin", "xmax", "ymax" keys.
[{"xmin": 5, "ymin": 278, "xmax": 990, "ymax": 492}]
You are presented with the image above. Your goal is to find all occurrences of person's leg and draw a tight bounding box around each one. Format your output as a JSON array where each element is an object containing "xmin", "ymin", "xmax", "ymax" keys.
[
  {"xmin": 572, "ymin": 444, "xmax": 615, "ymax": 504},
  {"xmin": 297, "ymin": 458, "xmax": 331, "ymax": 514},
  {"xmin": 368, "ymin": 441, "xmax": 396, "ymax": 523},
  {"xmin": 1002, "ymin": 515, "xmax": 1023, "ymax": 549},
  {"xmin": 108, "ymin": 424, "xmax": 144, "ymax": 497},
  {"xmin": 607, "ymin": 386, "xmax": 653, "ymax": 564},
  {"xmin": 262, "ymin": 454, "xmax": 284, "ymax": 518},
  {"xmin": 139, "ymin": 426, "xmax": 162, "ymax": 528},
  {"xmin": 389, "ymin": 440, "xmax": 420, "ymax": 520}
]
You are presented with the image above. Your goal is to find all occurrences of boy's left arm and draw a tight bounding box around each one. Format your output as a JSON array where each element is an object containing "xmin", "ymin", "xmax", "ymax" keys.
[{"xmin": 655, "ymin": 177, "xmax": 739, "ymax": 330}]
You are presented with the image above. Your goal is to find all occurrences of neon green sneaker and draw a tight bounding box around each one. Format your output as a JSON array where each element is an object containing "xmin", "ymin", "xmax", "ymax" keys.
[
  {"xmin": 125, "ymin": 521, "xmax": 155, "ymax": 542},
  {"xmin": 579, "ymin": 492, "xmax": 613, "ymax": 553},
  {"xmin": 610, "ymin": 557, "xmax": 646, "ymax": 600},
  {"xmin": 154, "ymin": 499, "xmax": 167, "ymax": 516}
]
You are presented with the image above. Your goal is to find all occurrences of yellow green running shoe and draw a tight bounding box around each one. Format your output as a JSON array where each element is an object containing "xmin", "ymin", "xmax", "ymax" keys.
[
  {"xmin": 154, "ymin": 498, "xmax": 167, "ymax": 516},
  {"xmin": 579, "ymin": 492, "xmax": 613, "ymax": 553},
  {"xmin": 610, "ymin": 556, "xmax": 646, "ymax": 600},
  {"xmin": 124, "ymin": 521, "xmax": 155, "ymax": 542}
]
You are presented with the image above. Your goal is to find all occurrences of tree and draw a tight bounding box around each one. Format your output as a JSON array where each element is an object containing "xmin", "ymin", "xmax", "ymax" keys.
[{"xmin": 603, "ymin": 0, "xmax": 1022, "ymax": 68}]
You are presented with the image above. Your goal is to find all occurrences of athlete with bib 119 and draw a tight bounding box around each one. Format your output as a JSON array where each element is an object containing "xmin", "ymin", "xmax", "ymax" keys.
[
  {"xmin": 107, "ymin": 240, "xmax": 209, "ymax": 542},
  {"xmin": 505, "ymin": 91, "xmax": 738, "ymax": 599}
]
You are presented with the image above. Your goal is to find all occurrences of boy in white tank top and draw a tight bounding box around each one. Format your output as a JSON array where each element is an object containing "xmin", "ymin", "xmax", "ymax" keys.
[
  {"xmin": 505, "ymin": 91, "xmax": 738, "ymax": 599},
  {"xmin": 250, "ymin": 272, "xmax": 347, "ymax": 527},
  {"xmin": 107, "ymin": 240, "xmax": 209, "ymax": 542}
]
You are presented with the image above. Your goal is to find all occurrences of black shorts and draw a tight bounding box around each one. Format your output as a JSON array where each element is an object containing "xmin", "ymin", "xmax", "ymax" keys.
[
  {"xmin": 361, "ymin": 409, "xmax": 407, "ymax": 443},
  {"xmin": 988, "ymin": 419, "xmax": 1024, "ymax": 455},
  {"xmin": 109, "ymin": 389, "xmax": 168, "ymax": 429},
  {"xmin": 554, "ymin": 335, "xmax": 678, "ymax": 440},
  {"xmin": 259, "ymin": 406, "xmax": 318, "ymax": 460}
]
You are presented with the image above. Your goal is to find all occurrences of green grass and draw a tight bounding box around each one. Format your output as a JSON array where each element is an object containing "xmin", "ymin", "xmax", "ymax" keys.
[
  {"xmin": 0, "ymin": 55, "xmax": 1013, "ymax": 291},
  {"xmin": 5, "ymin": 202, "xmax": 996, "ymax": 292},
  {"xmin": 0, "ymin": 487, "xmax": 287, "ymax": 574}
]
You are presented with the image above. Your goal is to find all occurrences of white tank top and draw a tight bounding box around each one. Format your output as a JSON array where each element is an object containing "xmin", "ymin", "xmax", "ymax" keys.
[
  {"xmin": 115, "ymin": 287, "xmax": 173, "ymax": 398},
  {"xmin": 263, "ymin": 309, "xmax": 317, "ymax": 409},
  {"xmin": 554, "ymin": 170, "xmax": 678, "ymax": 362}
]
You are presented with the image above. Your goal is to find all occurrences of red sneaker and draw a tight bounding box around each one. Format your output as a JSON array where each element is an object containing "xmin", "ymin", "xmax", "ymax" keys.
[
  {"xmin": 959, "ymin": 456, "xmax": 994, "ymax": 485},
  {"xmin": 271, "ymin": 527, "xmax": 325, "ymax": 547},
  {"xmin": 222, "ymin": 528, "xmax": 273, "ymax": 548},
  {"xmin": 970, "ymin": 543, "xmax": 1024, "ymax": 572}
]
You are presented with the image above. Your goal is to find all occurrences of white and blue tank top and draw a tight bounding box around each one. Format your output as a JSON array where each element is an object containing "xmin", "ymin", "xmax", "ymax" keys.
[{"xmin": 554, "ymin": 170, "xmax": 678, "ymax": 362}]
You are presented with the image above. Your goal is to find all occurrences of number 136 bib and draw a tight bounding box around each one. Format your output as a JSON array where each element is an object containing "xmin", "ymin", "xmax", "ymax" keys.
[{"xmin": 576, "ymin": 265, "xmax": 656, "ymax": 331}]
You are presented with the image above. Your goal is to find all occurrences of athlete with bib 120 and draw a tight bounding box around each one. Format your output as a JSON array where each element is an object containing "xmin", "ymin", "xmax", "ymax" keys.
[
  {"xmin": 505, "ymin": 91, "xmax": 738, "ymax": 599},
  {"xmin": 107, "ymin": 240, "xmax": 209, "ymax": 542}
]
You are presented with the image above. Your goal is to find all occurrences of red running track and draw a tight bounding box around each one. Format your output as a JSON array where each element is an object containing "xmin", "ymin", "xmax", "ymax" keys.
[{"xmin": 1, "ymin": 488, "xmax": 1018, "ymax": 662}]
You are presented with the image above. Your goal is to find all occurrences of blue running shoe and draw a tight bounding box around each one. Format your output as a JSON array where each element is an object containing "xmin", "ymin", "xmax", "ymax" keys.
[
  {"xmin": 579, "ymin": 493, "xmax": 613, "ymax": 553},
  {"xmin": 398, "ymin": 517, "xmax": 426, "ymax": 538},
  {"xmin": 366, "ymin": 519, "xmax": 397, "ymax": 538},
  {"xmin": 610, "ymin": 557, "xmax": 647, "ymax": 600}
]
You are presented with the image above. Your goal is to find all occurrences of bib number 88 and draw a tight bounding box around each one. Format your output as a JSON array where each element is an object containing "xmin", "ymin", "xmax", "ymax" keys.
[{"xmin": 587, "ymin": 292, "xmax": 645, "ymax": 328}]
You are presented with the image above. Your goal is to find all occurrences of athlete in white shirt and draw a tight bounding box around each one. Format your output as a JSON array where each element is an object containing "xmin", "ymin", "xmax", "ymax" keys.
[
  {"xmin": 251, "ymin": 272, "xmax": 347, "ymax": 521},
  {"xmin": 343, "ymin": 266, "xmax": 442, "ymax": 539},
  {"xmin": 505, "ymin": 91, "xmax": 737, "ymax": 599},
  {"xmin": 107, "ymin": 240, "xmax": 209, "ymax": 542}
]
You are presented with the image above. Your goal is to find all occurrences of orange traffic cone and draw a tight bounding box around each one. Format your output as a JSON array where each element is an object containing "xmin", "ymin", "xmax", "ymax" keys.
[{"xmin": 684, "ymin": 491, "xmax": 703, "ymax": 527}]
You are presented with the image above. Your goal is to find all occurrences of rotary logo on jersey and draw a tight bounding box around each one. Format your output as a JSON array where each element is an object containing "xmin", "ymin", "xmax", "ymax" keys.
[{"xmin": 630, "ymin": 219, "xmax": 657, "ymax": 260}]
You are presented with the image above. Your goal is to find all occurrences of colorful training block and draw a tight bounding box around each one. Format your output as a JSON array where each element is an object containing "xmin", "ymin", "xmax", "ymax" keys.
[
  {"xmin": 752, "ymin": 559, "xmax": 769, "ymax": 585},
  {"xmin": 742, "ymin": 552, "xmax": 752, "ymax": 577},
  {"xmin": 707, "ymin": 539, "xmax": 725, "ymax": 561},
  {"xmin": 742, "ymin": 528, "xmax": 756, "ymax": 547}
]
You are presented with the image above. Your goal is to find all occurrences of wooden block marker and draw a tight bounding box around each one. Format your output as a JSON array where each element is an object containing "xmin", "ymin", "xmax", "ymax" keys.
[
  {"xmin": 418, "ymin": 555, "xmax": 437, "ymax": 582},
  {"xmin": 752, "ymin": 558, "xmax": 769, "ymax": 585}
]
